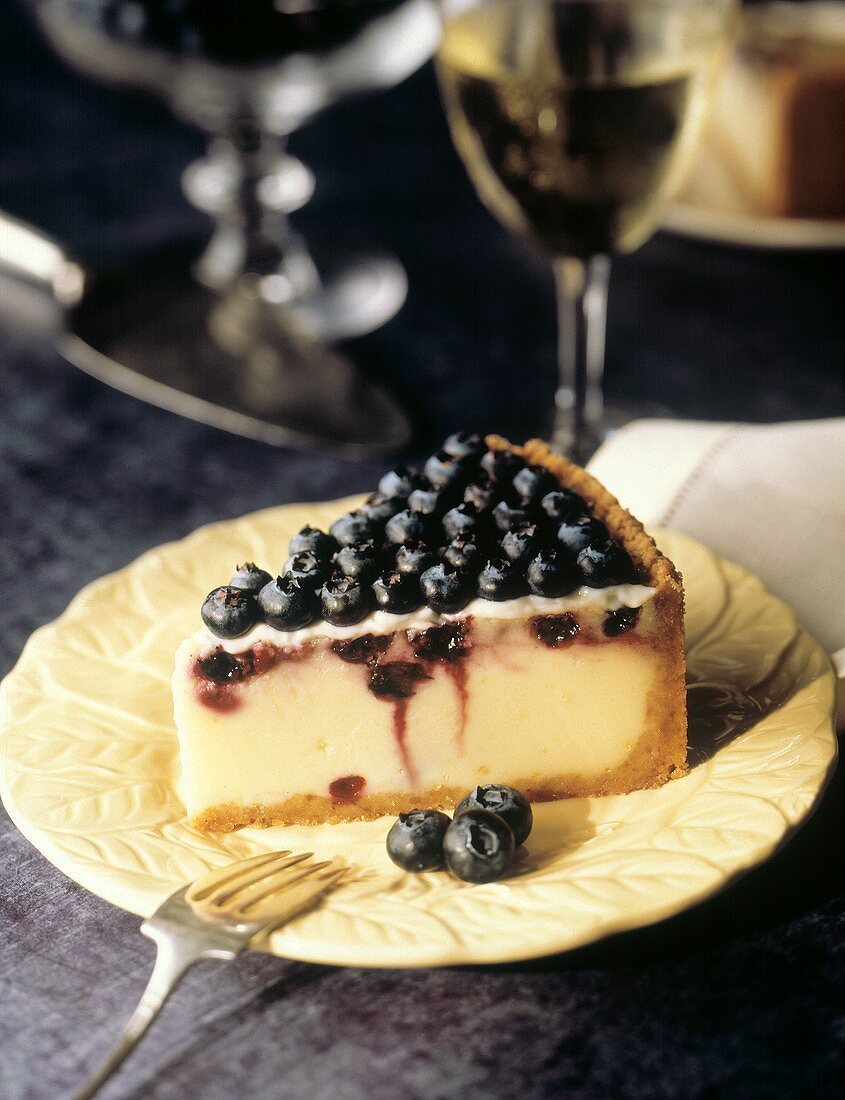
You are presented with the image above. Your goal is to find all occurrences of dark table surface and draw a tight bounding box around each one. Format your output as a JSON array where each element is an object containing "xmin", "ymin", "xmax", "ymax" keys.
[{"xmin": 1, "ymin": 3, "xmax": 844, "ymax": 1098}]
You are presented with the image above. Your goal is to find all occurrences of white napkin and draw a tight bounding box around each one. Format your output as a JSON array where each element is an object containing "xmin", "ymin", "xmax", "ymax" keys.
[{"xmin": 588, "ymin": 418, "xmax": 845, "ymax": 725}]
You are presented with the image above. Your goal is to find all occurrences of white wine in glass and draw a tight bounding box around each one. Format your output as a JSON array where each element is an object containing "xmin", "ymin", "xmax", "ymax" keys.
[{"xmin": 437, "ymin": 0, "xmax": 732, "ymax": 460}]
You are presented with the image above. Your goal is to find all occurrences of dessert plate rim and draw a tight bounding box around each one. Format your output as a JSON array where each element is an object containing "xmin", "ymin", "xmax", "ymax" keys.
[{"xmin": 0, "ymin": 503, "xmax": 838, "ymax": 968}]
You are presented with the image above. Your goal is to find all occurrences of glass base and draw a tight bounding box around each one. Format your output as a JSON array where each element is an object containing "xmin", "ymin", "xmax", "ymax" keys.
[{"xmin": 63, "ymin": 257, "xmax": 413, "ymax": 455}]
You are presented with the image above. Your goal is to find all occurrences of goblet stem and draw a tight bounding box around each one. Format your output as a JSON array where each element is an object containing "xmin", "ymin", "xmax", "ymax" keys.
[
  {"xmin": 552, "ymin": 253, "xmax": 611, "ymax": 464},
  {"xmin": 187, "ymin": 118, "xmax": 320, "ymax": 303}
]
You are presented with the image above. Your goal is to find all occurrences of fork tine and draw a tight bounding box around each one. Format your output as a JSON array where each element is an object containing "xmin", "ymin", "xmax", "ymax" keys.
[
  {"xmin": 236, "ymin": 865, "xmax": 349, "ymax": 922},
  {"xmin": 199, "ymin": 852, "xmax": 315, "ymax": 908},
  {"xmin": 228, "ymin": 860, "xmax": 335, "ymax": 917},
  {"xmin": 188, "ymin": 850, "xmax": 294, "ymax": 903}
]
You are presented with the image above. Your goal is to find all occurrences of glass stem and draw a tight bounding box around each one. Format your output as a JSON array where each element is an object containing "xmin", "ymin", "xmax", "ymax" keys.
[
  {"xmin": 188, "ymin": 116, "xmax": 320, "ymax": 303},
  {"xmin": 552, "ymin": 254, "xmax": 611, "ymax": 464}
]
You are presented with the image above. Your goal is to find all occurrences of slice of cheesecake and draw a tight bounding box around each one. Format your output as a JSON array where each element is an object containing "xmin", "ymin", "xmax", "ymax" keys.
[{"xmin": 172, "ymin": 435, "xmax": 686, "ymax": 832}]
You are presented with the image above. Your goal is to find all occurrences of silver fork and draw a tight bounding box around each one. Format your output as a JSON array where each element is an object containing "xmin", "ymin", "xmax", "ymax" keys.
[{"xmin": 72, "ymin": 850, "xmax": 346, "ymax": 1100}]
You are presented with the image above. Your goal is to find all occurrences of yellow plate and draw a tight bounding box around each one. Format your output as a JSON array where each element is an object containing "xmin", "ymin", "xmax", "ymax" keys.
[{"xmin": 0, "ymin": 504, "xmax": 837, "ymax": 967}]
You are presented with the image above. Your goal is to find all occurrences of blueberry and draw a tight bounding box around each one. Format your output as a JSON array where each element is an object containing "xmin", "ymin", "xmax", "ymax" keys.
[
  {"xmin": 577, "ymin": 539, "xmax": 635, "ymax": 587},
  {"xmin": 442, "ymin": 502, "xmax": 482, "ymax": 541},
  {"xmin": 201, "ymin": 585, "xmax": 259, "ymax": 638},
  {"xmin": 329, "ymin": 511, "xmax": 379, "ymax": 548},
  {"xmin": 492, "ymin": 500, "xmax": 532, "ymax": 533},
  {"xmin": 463, "ymin": 475, "xmax": 499, "ymax": 512},
  {"xmin": 455, "ymin": 785, "xmax": 533, "ymax": 846},
  {"xmin": 477, "ymin": 558, "xmax": 525, "ymax": 601},
  {"xmin": 500, "ymin": 524, "xmax": 542, "ymax": 567},
  {"xmin": 395, "ymin": 542, "xmax": 438, "ymax": 578},
  {"xmin": 283, "ymin": 550, "xmax": 331, "ymax": 589},
  {"xmin": 379, "ymin": 464, "xmax": 419, "ymax": 499},
  {"xmin": 289, "ymin": 525, "xmax": 338, "ymax": 560},
  {"xmin": 526, "ymin": 549, "xmax": 579, "ymax": 597},
  {"xmin": 408, "ymin": 484, "xmax": 455, "ymax": 517},
  {"xmin": 541, "ymin": 489, "xmax": 588, "ymax": 524},
  {"xmin": 513, "ymin": 465, "xmax": 559, "ymax": 505},
  {"xmin": 321, "ymin": 572, "xmax": 373, "ymax": 626},
  {"xmin": 443, "ymin": 809, "xmax": 515, "ymax": 883},
  {"xmin": 386, "ymin": 809, "xmax": 451, "ymax": 872},
  {"xmin": 442, "ymin": 536, "xmax": 482, "ymax": 573},
  {"xmin": 359, "ymin": 491, "xmax": 404, "ymax": 524},
  {"xmin": 385, "ymin": 508, "xmax": 431, "ymax": 546},
  {"xmin": 480, "ymin": 449, "xmax": 525, "ymax": 481},
  {"xmin": 424, "ymin": 450, "xmax": 475, "ymax": 492},
  {"xmin": 373, "ymin": 569, "xmax": 422, "ymax": 614},
  {"xmin": 420, "ymin": 563, "xmax": 474, "ymax": 614},
  {"xmin": 442, "ymin": 431, "xmax": 485, "ymax": 460},
  {"xmin": 228, "ymin": 562, "xmax": 273, "ymax": 593},
  {"xmin": 335, "ymin": 540, "xmax": 382, "ymax": 582},
  {"xmin": 558, "ymin": 515, "xmax": 608, "ymax": 555},
  {"xmin": 258, "ymin": 575, "xmax": 317, "ymax": 631}
]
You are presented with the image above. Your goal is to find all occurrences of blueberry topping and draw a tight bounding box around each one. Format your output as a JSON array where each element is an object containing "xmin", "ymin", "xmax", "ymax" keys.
[
  {"xmin": 201, "ymin": 585, "xmax": 259, "ymax": 639},
  {"xmin": 541, "ymin": 489, "xmax": 588, "ymax": 524},
  {"xmin": 455, "ymin": 784, "xmax": 533, "ymax": 847},
  {"xmin": 532, "ymin": 613, "xmax": 580, "ymax": 647},
  {"xmin": 321, "ymin": 572, "xmax": 373, "ymax": 626},
  {"xmin": 335, "ymin": 540, "xmax": 382, "ymax": 582},
  {"xmin": 442, "ymin": 431, "xmax": 485, "ymax": 460},
  {"xmin": 442, "ymin": 502, "xmax": 482, "ymax": 541},
  {"xmin": 500, "ymin": 524, "xmax": 542, "ymax": 566},
  {"xmin": 477, "ymin": 558, "xmax": 525, "ymax": 601},
  {"xmin": 604, "ymin": 606, "xmax": 641, "ymax": 636},
  {"xmin": 408, "ymin": 621, "xmax": 470, "ymax": 662},
  {"xmin": 373, "ymin": 569, "xmax": 421, "ymax": 614},
  {"xmin": 329, "ymin": 511, "xmax": 379, "ymax": 548},
  {"xmin": 492, "ymin": 499, "xmax": 531, "ymax": 533},
  {"xmin": 577, "ymin": 539, "xmax": 635, "ymax": 587},
  {"xmin": 480, "ymin": 448, "xmax": 524, "ymax": 481},
  {"xmin": 386, "ymin": 809, "xmax": 452, "ymax": 872},
  {"xmin": 513, "ymin": 465, "xmax": 559, "ymax": 505},
  {"xmin": 526, "ymin": 549, "xmax": 579, "ymax": 597},
  {"xmin": 442, "ymin": 536, "xmax": 482, "ymax": 573},
  {"xmin": 463, "ymin": 475, "xmax": 499, "ymax": 512},
  {"xmin": 289, "ymin": 525, "xmax": 338, "ymax": 560},
  {"xmin": 228, "ymin": 562, "xmax": 273, "ymax": 593},
  {"xmin": 443, "ymin": 809, "xmax": 515, "ymax": 883},
  {"xmin": 257, "ymin": 575, "xmax": 317, "ymax": 631},
  {"xmin": 420, "ymin": 563, "xmax": 474, "ymax": 614},
  {"xmin": 395, "ymin": 542, "xmax": 439, "ymax": 578},
  {"xmin": 359, "ymin": 491, "xmax": 404, "ymax": 524},
  {"xmin": 368, "ymin": 661, "xmax": 429, "ymax": 698},
  {"xmin": 424, "ymin": 450, "xmax": 475, "ymax": 491},
  {"xmin": 282, "ymin": 550, "xmax": 331, "ymax": 589},
  {"xmin": 558, "ymin": 515, "xmax": 608, "ymax": 555},
  {"xmin": 408, "ymin": 484, "xmax": 454, "ymax": 517},
  {"xmin": 385, "ymin": 508, "xmax": 432, "ymax": 546},
  {"xmin": 331, "ymin": 634, "xmax": 391, "ymax": 664},
  {"xmin": 378, "ymin": 464, "xmax": 419, "ymax": 499}
]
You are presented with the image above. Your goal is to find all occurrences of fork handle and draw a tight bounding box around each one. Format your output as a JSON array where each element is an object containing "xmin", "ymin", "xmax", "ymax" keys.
[{"xmin": 71, "ymin": 935, "xmax": 207, "ymax": 1100}]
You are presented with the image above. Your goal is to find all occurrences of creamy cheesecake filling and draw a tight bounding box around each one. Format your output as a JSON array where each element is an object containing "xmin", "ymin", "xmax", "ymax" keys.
[
  {"xmin": 195, "ymin": 583, "xmax": 657, "ymax": 656},
  {"xmin": 174, "ymin": 599, "xmax": 667, "ymax": 822}
]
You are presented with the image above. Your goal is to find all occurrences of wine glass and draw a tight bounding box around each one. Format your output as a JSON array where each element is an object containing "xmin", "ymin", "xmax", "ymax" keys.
[
  {"xmin": 437, "ymin": 0, "xmax": 733, "ymax": 461},
  {"xmin": 24, "ymin": 0, "xmax": 441, "ymax": 452}
]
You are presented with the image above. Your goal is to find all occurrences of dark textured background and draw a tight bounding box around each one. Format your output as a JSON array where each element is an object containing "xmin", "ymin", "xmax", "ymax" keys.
[{"xmin": 1, "ymin": 2, "xmax": 843, "ymax": 1097}]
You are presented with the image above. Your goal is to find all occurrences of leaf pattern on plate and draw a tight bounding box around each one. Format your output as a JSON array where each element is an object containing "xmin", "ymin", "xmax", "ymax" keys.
[{"xmin": 0, "ymin": 515, "xmax": 837, "ymax": 967}]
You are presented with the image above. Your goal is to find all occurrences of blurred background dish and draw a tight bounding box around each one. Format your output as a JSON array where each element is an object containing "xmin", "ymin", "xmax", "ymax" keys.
[
  {"xmin": 14, "ymin": 0, "xmax": 443, "ymax": 452},
  {"xmin": 666, "ymin": 1, "xmax": 845, "ymax": 246}
]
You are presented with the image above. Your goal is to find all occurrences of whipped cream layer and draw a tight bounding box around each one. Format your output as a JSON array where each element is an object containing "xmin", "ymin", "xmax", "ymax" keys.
[{"xmin": 198, "ymin": 583, "xmax": 657, "ymax": 656}]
